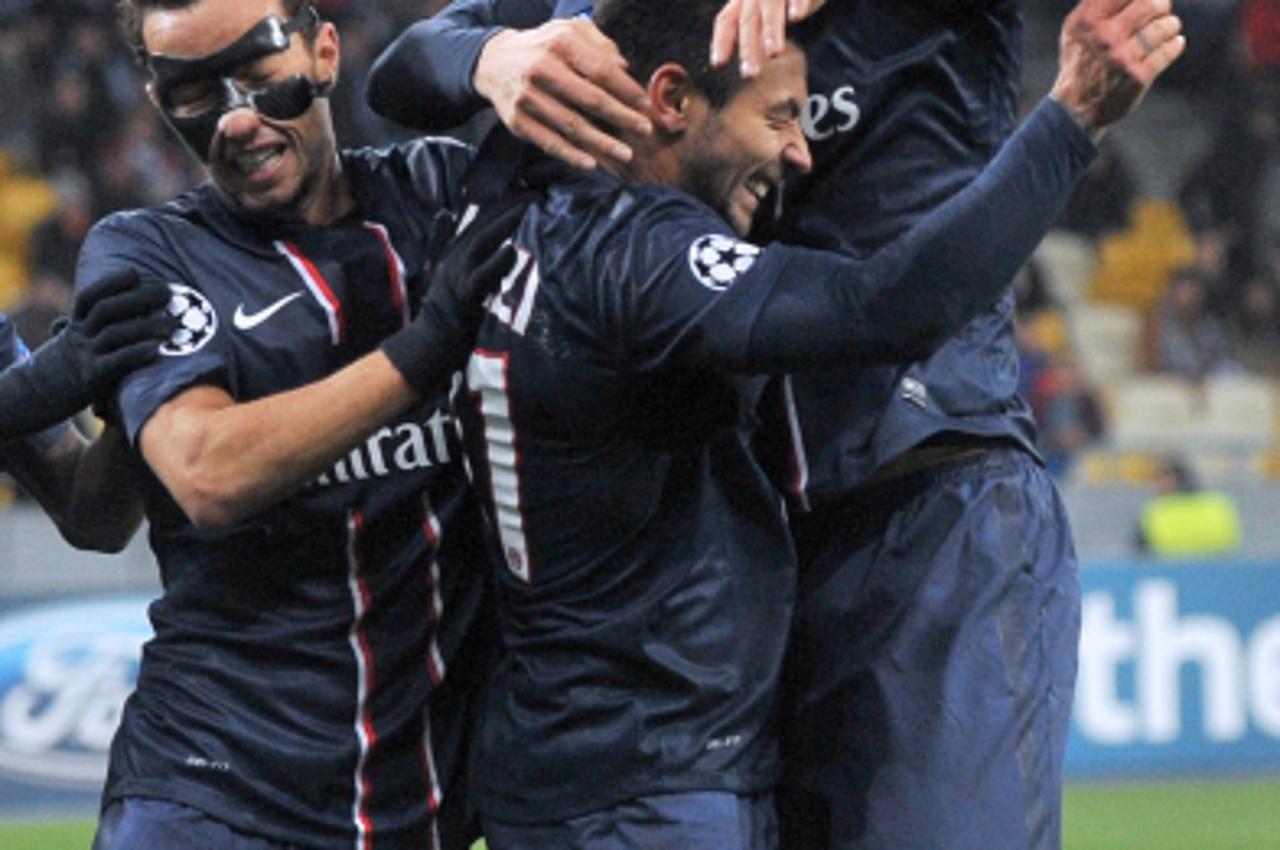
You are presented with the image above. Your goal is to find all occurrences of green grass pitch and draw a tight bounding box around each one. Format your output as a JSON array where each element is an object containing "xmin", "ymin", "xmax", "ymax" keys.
[{"xmin": 3, "ymin": 780, "xmax": 1278, "ymax": 849}]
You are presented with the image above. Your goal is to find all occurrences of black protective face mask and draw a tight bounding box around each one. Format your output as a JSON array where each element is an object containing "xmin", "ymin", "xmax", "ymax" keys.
[{"xmin": 147, "ymin": 6, "xmax": 330, "ymax": 161}]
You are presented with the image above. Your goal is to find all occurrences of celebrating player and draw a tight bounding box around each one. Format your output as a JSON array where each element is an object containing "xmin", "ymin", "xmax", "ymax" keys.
[
  {"xmin": 366, "ymin": 0, "xmax": 1178, "ymax": 847},
  {"xmin": 82, "ymin": 1, "xmax": 519, "ymax": 848}
]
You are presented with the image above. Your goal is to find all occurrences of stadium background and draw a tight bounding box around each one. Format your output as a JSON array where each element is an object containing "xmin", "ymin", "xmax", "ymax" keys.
[{"xmin": 1, "ymin": 0, "xmax": 1278, "ymax": 847}]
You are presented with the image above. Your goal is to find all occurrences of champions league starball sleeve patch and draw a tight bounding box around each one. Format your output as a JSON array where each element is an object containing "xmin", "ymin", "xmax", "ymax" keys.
[
  {"xmin": 161, "ymin": 283, "xmax": 219, "ymax": 356},
  {"xmin": 687, "ymin": 234, "xmax": 761, "ymax": 292}
]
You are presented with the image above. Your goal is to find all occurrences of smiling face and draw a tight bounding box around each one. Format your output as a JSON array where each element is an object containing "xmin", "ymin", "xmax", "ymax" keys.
[
  {"xmin": 677, "ymin": 43, "xmax": 812, "ymax": 236},
  {"xmin": 143, "ymin": 0, "xmax": 343, "ymax": 224}
]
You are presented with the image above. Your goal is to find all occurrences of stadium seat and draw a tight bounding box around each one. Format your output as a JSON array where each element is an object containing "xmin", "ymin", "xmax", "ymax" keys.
[
  {"xmin": 1071, "ymin": 303, "xmax": 1143, "ymax": 384},
  {"xmin": 1108, "ymin": 375, "xmax": 1199, "ymax": 449},
  {"xmin": 1087, "ymin": 199, "xmax": 1196, "ymax": 311},
  {"xmin": 1199, "ymin": 374, "xmax": 1278, "ymax": 448},
  {"xmin": 1035, "ymin": 230, "xmax": 1097, "ymax": 311}
]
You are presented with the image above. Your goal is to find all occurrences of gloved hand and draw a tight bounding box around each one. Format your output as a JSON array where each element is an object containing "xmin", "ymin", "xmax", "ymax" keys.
[
  {"xmin": 0, "ymin": 269, "xmax": 174, "ymax": 440},
  {"xmin": 381, "ymin": 199, "xmax": 527, "ymax": 397}
]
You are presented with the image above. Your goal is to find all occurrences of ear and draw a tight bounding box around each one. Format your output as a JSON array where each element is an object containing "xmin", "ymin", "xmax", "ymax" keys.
[
  {"xmin": 312, "ymin": 20, "xmax": 340, "ymax": 88},
  {"xmin": 647, "ymin": 62, "xmax": 699, "ymax": 134}
]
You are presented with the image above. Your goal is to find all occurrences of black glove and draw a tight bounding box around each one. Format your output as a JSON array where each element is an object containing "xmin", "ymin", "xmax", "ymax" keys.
[
  {"xmin": 0, "ymin": 269, "xmax": 174, "ymax": 441},
  {"xmin": 381, "ymin": 199, "xmax": 527, "ymax": 397}
]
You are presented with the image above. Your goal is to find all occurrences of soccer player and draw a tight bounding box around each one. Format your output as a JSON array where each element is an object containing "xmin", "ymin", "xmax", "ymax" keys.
[
  {"xmin": 82, "ymin": 1, "xmax": 517, "ymax": 848},
  {"xmin": 1, "ymin": 271, "xmax": 172, "ymax": 549},
  {"xmin": 368, "ymin": 0, "xmax": 1174, "ymax": 847},
  {"xmin": 368, "ymin": 0, "xmax": 1183, "ymax": 847}
]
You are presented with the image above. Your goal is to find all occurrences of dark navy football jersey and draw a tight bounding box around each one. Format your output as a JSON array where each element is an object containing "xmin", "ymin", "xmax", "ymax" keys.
[
  {"xmin": 0, "ymin": 313, "xmax": 70, "ymax": 459},
  {"xmin": 75, "ymin": 139, "xmax": 495, "ymax": 850},
  {"xmin": 455, "ymin": 107, "xmax": 1092, "ymax": 820},
  {"xmin": 384, "ymin": 0, "xmax": 1035, "ymax": 507},
  {"xmin": 772, "ymin": 0, "xmax": 1032, "ymax": 505},
  {"xmin": 459, "ymin": 172, "xmax": 792, "ymax": 825}
]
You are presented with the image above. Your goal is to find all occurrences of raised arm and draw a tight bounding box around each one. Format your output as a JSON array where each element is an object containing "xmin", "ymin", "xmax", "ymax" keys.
[
  {"xmin": 664, "ymin": 0, "xmax": 1183, "ymax": 371},
  {"xmin": 369, "ymin": 0, "xmax": 650, "ymax": 170},
  {"xmin": 368, "ymin": 0, "xmax": 556, "ymax": 130}
]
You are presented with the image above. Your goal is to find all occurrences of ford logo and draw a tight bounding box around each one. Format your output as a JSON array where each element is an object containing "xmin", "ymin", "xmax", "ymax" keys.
[{"xmin": 0, "ymin": 596, "xmax": 152, "ymax": 789}]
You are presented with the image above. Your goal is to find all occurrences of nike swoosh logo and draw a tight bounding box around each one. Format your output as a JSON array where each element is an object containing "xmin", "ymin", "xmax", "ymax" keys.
[{"xmin": 233, "ymin": 292, "xmax": 304, "ymax": 331}]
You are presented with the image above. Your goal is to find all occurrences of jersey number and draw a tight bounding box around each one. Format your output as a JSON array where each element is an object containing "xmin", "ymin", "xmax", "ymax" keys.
[
  {"xmin": 467, "ymin": 351, "xmax": 531, "ymax": 582},
  {"xmin": 486, "ymin": 248, "xmax": 540, "ymax": 335}
]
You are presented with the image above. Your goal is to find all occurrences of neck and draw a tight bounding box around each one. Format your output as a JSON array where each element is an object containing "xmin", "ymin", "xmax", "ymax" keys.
[
  {"xmin": 607, "ymin": 134, "xmax": 682, "ymax": 190},
  {"xmin": 297, "ymin": 152, "xmax": 353, "ymax": 226}
]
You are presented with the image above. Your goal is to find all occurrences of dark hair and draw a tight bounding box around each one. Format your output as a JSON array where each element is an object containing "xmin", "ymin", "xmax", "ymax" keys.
[
  {"xmin": 118, "ymin": 0, "xmax": 314, "ymax": 66},
  {"xmin": 594, "ymin": 0, "xmax": 745, "ymax": 108}
]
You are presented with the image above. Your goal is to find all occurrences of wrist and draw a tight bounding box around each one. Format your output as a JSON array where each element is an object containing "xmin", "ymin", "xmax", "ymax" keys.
[
  {"xmin": 1048, "ymin": 86, "xmax": 1106, "ymax": 146},
  {"xmin": 473, "ymin": 28, "xmax": 516, "ymax": 103}
]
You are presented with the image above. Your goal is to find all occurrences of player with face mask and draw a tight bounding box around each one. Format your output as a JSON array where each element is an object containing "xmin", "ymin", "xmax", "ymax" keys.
[{"xmin": 82, "ymin": 2, "xmax": 522, "ymax": 848}]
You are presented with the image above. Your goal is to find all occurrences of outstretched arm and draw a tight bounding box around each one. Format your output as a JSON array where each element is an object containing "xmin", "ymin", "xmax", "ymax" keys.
[
  {"xmin": 747, "ymin": 0, "xmax": 1184, "ymax": 367},
  {"xmin": 0, "ymin": 270, "xmax": 171, "ymax": 441},
  {"xmin": 369, "ymin": 0, "xmax": 650, "ymax": 170},
  {"xmin": 3, "ymin": 422, "xmax": 145, "ymax": 552},
  {"xmin": 135, "ymin": 207, "xmax": 522, "ymax": 530}
]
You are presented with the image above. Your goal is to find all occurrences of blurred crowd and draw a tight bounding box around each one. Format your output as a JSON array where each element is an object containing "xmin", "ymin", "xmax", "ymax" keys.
[
  {"xmin": 0, "ymin": 0, "xmax": 1277, "ymax": 483},
  {"xmin": 1018, "ymin": 0, "xmax": 1280, "ymax": 478}
]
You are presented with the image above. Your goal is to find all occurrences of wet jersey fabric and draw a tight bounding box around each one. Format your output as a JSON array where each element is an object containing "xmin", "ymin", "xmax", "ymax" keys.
[
  {"xmin": 385, "ymin": 0, "xmax": 1032, "ymax": 500},
  {"xmin": 770, "ymin": 0, "xmax": 1032, "ymax": 505},
  {"xmin": 458, "ymin": 170, "xmax": 796, "ymax": 826},
  {"xmin": 452, "ymin": 108, "xmax": 1091, "ymax": 820},
  {"xmin": 0, "ymin": 314, "xmax": 70, "ymax": 458},
  {"xmin": 779, "ymin": 449, "xmax": 1081, "ymax": 850},
  {"xmin": 76, "ymin": 139, "xmax": 496, "ymax": 850},
  {"xmin": 482, "ymin": 790, "xmax": 778, "ymax": 850}
]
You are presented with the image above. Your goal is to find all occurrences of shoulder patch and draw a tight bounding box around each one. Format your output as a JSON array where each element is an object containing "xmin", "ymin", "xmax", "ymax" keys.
[
  {"xmin": 687, "ymin": 234, "xmax": 761, "ymax": 292},
  {"xmin": 161, "ymin": 284, "xmax": 218, "ymax": 357}
]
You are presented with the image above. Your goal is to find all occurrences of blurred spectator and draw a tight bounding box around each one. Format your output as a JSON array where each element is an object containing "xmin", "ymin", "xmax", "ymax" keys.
[
  {"xmin": 92, "ymin": 103, "xmax": 199, "ymax": 214},
  {"xmin": 1229, "ymin": 268, "xmax": 1280, "ymax": 374},
  {"xmin": 36, "ymin": 65, "xmax": 101, "ymax": 176},
  {"xmin": 1015, "ymin": 261, "xmax": 1108, "ymax": 478},
  {"xmin": 1027, "ymin": 355, "xmax": 1107, "ymax": 479},
  {"xmin": 9, "ymin": 273, "xmax": 71, "ymax": 349},
  {"xmin": 28, "ymin": 171, "xmax": 94, "ymax": 290},
  {"xmin": 1057, "ymin": 139, "xmax": 1138, "ymax": 239},
  {"xmin": 0, "ymin": 20, "xmax": 42, "ymax": 158},
  {"xmin": 1178, "ymin": 80, "xmax": 1280, "ymax": 295},
  {"xmin": 1242, "ymin": 0, "xmax": 1280, "ymax": 76},
  {"xmin": 1135, "ymin": 456, "xmax": 1243, "ymax": 557},
  {"xmin": 1143, "ymin": 265, "xmax": 1238, "ymax": 380}
]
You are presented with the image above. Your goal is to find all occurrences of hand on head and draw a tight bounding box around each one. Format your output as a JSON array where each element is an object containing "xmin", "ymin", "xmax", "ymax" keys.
[
  {"xmin": 709, "ymin": 0, "xmax": 827, "ymax": 77},
  {"xmin": 475, "ymin": 18, "xmax": 653, "ymax": 171}
]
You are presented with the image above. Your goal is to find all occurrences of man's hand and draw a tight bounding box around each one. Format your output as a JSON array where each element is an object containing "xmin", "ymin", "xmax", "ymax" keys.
[
  {"xmin": 0, "ymin": 269, "xmax": 173, "ymax": 441},
  {"xmin": 475, "ymin": 19, "xmax": 652, "ymax": 171},
  {"xmin": 710, "ymin": 0, "xmax": 828, "ymax": 77},
  {"xmin": 1051, "ymin": 0, "xmax": 1185, "ymax": 137},
  {"xmin": 66, "ymin": 269, "xmax": 176, "ymax": 397},
  {"xmin": 381, "ymin": 201, "xmax": 527, "ymax": 397}
]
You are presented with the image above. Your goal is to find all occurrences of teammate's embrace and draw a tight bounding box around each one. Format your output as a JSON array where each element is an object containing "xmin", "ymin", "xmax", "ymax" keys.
[
  {"xmin": 370, "ymin": 0, "xmax": 1183, "ymax": 847},
  {"xmin": 368, "ymin": 0, "xmax": 1179, "ymax": 847}
]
